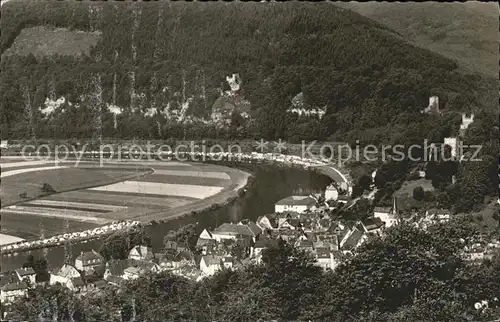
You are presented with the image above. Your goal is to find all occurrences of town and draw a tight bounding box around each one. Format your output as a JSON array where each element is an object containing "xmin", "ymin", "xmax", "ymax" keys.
[{"xmin": 2, "ymin": 179, "xmax": 498, "ymax": 310}]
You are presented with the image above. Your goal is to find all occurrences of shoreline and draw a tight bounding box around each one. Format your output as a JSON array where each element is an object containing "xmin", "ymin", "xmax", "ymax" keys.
[
  {"xmin": 0, "ymin": 161, "xmax": 252, "ymax": 244},
  {"xmin": 0, "ymin": 234, "xmax": 25, "ymax": 246},
  {"xmin": 0, "ymin": 154, "xmax": 347, "ymax": 244}
]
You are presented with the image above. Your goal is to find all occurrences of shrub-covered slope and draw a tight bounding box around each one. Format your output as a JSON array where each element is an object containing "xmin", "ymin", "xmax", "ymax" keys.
[{"xmin": 0, "ymin": 1, "xmax": 496, "ymax": 142}]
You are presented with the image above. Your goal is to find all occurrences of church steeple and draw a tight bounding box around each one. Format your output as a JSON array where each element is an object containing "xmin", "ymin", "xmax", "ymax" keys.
[{"xmin": 392, "ymin": 196, "xmax": 397, "ymax": 216}]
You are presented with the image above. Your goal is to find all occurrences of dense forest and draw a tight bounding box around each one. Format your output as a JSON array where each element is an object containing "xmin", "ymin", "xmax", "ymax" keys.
[
  {"xmin": 6, "ymin": 220, "xmax": 500, "ymax": 321},
  {"xmin": 0, "ymin": 1, "xmax": 496, "ymax": 143}
]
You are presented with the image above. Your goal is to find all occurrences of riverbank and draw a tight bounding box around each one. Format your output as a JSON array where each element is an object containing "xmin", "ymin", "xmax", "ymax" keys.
[
  {"xmin": 0, "ymin": 234, "xmax": 24, "ymax": 246},
  {"xmin": 1, "ymin": 163, "xmax": 330, "ymax": 271}
]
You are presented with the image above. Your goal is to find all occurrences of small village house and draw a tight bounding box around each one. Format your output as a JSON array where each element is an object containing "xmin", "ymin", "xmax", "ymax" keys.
[
  {"xmin": 336, "ymin": 195, "xmax": 350, "ymax": 205},
  {"xmin": 210, "ymin": 222, "xmax": 260, "ymax": 243},
  {"xmin": 104, "ymin": 259, "xmax": 131, "ymax": 281},
  {"xmin": 314, "ymin": 248, "xmax": 338, "ymax": 271},
  {"xmin": 14, "ymin": 267, "xmax": 36, "ymax": 285},
  {"xmin": 251, "ymin": 238, "xmax": 279, "ymax": 262},
  {"xmin": 122, "ymin": 260, "xmax": 161, "ymax": 280},
  {"xmin": 75, "ymin": 250, "xmax": 104, "ymax": 273},
  {"xmin": 49, "ymin": 264, "xmax": 82, "ymax": 290},
  {"xmin": 324, "ymin": 184, "xmax": 339, "ymax": 201},
  {"xmin": 340, "ymin": 227, "xmax": 367, "ymax": 251},
  {"xmin": 123, "ymin": 266, "xmax": 142, "ymax": 280},
  {"xmin": 221, "ymin": 257, "xmax": 234, "ymax": 269},
  {"xmin": 199, "ymin": 255, "xmax": 223, "ymax": 276},
  {"xmin": 128, "ymin": 245, "xmax": 154, "ymax": 261},
  {"xmin": 0, "ymin": 282, "xmax": 28, "ymax": 304},
  {"xmin": 256, "ymin": 215, "xmax": 276, "ymax": 230},
  {"xmin": 158, "ymin": 251, "xmax": 195, "ymax": 271},
  {"xmin": 274, "ymin": 196, "xmax": 317, "ymax": 214},
  {"xmin": 361, "ymin": 217, "xmax": 385, "ymax": 235}
]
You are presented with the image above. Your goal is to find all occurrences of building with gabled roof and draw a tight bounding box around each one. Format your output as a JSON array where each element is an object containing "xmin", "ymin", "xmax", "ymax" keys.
[
  {"xmin": 275, "ymin": 195, "xmax": 317, "ymax": 214},
  {"xmin": 256, "ymin": 215, "xmax": 276, "ymax": 230},
  {"xmin": 50, "ymin": 264, "xmax": 82, "ymax": 290},
  {"xmin": 361, "ymin": 217, "xmax": 385, "ymax": 235},
  {"xmin": 211, "ymin": 222, "xmax": 260, "ymax": 242},
  {"xmin": 15, "ymin": 267, "xmax": 36, "ymax": 285},
  {"xmin": 238, "ymin": 219, "xmax": 263, "ymax": 237},
  {"xmin": 75, "ymin": 250, "xmax": 104, "ymax": 272},
  {"xmin": 1, "ymin": 282, "xmax": 28, "ymax": 303},
  {"xmin": 295, "ymin": 239, "xmax": 314, "ymax": 252},
  {"xmin": 128, "ymin": 245, "xmax": 154, "ymax": 261},
  {"xmin": 314, "ymin": 247, "xmax": 339, "ymax": 271},
  {"xmin": 341, "ymin": 228, "xmax": 366, "ymax": 251},
  {"xmin": 104, "ymin": 259, "xmax": 132, "ymax": 280},
  {"xmin": 199, "ymin": 255, "xmax": 223, "ymax": 276}
]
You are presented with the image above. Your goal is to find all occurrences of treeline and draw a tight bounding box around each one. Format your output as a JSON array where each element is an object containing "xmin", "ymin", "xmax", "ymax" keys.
[
  {"xmin": 6, "ymin": 220, "xmax": 500, "ymax": 321},
  {"xmin": 0, "ymin": 0, "xmax": 496, "ymax": 144}
]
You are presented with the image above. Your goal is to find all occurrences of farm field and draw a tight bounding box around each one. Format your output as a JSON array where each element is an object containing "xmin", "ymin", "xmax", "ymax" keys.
[
  {"xmin": 1, "ymin": 160, "xmax": 250, "ymax": 240},
  {"xmin": 1, "ymin": 163, "xmax": 152, "ymax": 206}
]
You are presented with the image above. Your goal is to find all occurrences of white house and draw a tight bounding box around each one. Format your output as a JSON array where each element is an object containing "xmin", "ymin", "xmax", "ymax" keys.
[
  {"xmin": 0, "ymin": 282, "xmax": 28, "ymax": 303},
  {"xmin": 15, "ymin": 267, "xmax": 36, "ymax": 285},
  {"xmin": 361, "ymin": 217, "xmax": 385, "ymax": 236},
  {"xmin": 274, "ymin": 196, "xmax": 316, "ymax": 214},
  {"xmin": 75, "ymin": 250, "xmax": 104, "ymax": 272},
  {"xmin": 50, "ymin": 264, "xmax": 82, "ymax": 290},
  {"xmin": 123, "ymin": 267, "xmax": 141, "ymax": 280},
  {"xmin": 325, "ymin": 184, "xmax": 339, "ymax": 201},
  {"xmin": 221, "ymin": 257, "xmax": 234, "ymax": 270},
  {"xmin": 210, "ymin": 223, "xmax": 258, "ymax": 242},
  {"xmin": 256, "ymin": 215, "xmax": 274, "ymax": 230},
  {"xmin": 199, "ymin": 255, "xmax": 223, "ymax": 276},
  {"xmin": 128, "ymin": 245, "xmax": 154, "ymax": 261},
  {"xmin": 314, "ymin": 248, "xmax": 339, "ymax": 271}
]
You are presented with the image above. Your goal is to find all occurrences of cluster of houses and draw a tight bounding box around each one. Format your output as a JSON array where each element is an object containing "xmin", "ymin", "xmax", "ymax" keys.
[
  {"xmin": 194, "ymin": 191, "xmax": 401, "ymax": 277},
  {"xmin": 461, "ymin": 239, "xmax": 500, "ymax": 263},
  {"xmin": 0, "ymin": 243, "xmax": 201, "ymax": 305}
]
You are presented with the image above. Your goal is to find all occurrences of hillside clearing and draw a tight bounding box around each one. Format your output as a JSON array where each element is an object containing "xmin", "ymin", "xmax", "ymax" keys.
[{"xmin": 2, "ymin": 26, "xmax": 101, "ymax": 58}]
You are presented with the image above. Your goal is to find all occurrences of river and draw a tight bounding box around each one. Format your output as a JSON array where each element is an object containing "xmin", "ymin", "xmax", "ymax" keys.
[{"xmin": 0, "ymin": 163, "xmax": 331, "ymax": 271}]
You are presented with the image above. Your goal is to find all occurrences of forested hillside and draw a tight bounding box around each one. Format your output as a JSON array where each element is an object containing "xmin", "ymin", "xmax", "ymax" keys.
[
  {"xmin": 335, "ymin": 2, "xmax": 499, "ymax": 78},
  {"xmin": 0, "ymin": 1, "xmax": 496, "ymax": 142}
]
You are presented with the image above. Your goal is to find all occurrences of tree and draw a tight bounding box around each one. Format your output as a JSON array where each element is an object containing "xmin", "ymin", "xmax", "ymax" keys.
[
  {"xmin": 412, "ymin": 186, "xmax": 424, "ymax": 201},
  {"xmin": 41, "ymin": 182, "xmax": 56, "ymax": 193},
  {"xmin": 99, "ymin": 228, "xmax": 150, "ymax": 260}
]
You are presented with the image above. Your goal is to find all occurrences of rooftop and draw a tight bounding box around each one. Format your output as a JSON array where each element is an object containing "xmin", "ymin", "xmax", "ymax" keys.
[
  {"xmin": 106, "ymin": 259, "xmax": 132, "ymax": 276},
  {"xmin": 254, "ymin": 238, "xmax": 279, "ymax": 248},
  {"xmin": 362, "ymin": 217, "xmax": 385, "ymax": 230},
  {"xmin": 76, "ymin": 250, "xmax": 104, "ymax": 264},
  {"xmin": 275, "ymin": 196, "xmax": 316, "ymax": 206},
  {"xmin": 374, "ymin": 206, "xmax": 392, "ymax": 213},
  {"xmin": 15, "ymin": 267, "xmax": 36, "ymax": 276},
  {"xmin": 1, "ymin": 282, "xmax": 28, "ymax": 292},
  {"xmin": 202, "ymin": 255, "xmax": 222, "ymax": 266},
  {"xmin": 316, "ymin": 247, "xmax": 330, "ymax": 259},
  {"xmin": 342, "ymin": 229, "xmax": 365, "ymax": 250},
  {"xmin": 213, "ymin": 223, "xmax": 254, "ymax": 236}
]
